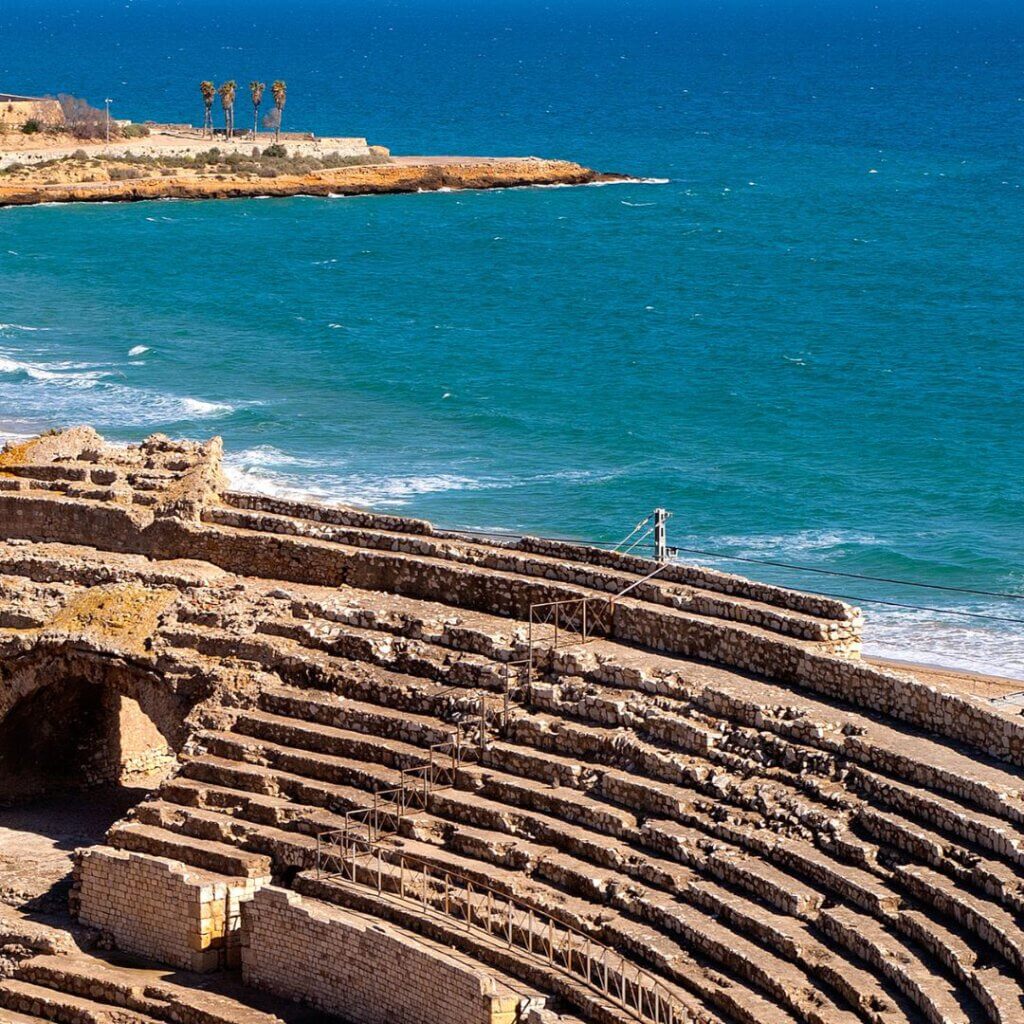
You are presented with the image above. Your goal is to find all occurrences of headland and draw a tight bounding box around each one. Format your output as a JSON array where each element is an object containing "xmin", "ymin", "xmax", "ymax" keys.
[{"xmin": 0, "ymin": 117, "xmax": 623, "ymax": 208}]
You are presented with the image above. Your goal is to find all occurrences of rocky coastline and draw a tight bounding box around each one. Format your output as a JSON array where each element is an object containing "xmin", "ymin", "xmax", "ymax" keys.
[{"xmin": 0, "ymin": 157, "xmax": 626, "ymax": 208}]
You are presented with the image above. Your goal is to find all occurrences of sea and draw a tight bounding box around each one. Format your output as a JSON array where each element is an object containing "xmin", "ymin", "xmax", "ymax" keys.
[{"xmin": 0, "ymin": 0, "xmax": 1021, "ymax": 676}]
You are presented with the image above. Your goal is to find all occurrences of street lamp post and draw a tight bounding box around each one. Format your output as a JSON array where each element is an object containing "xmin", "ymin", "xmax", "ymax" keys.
[{"xmin": 104, "ymin": 98, "xmax": 113, "ymax": 143}]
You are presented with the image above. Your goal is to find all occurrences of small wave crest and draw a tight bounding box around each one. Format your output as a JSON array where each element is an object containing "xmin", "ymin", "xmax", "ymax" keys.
[{"xmin": 179, "ymin": 397, "xmax": 235, "ymax": 418}]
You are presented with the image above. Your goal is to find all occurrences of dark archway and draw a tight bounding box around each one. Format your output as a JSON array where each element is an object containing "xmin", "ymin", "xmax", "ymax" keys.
[
  {"xmin": 0, "ymin": 651, "xmax": 187, "ymax": 804},
  {"xmin": 0, "ymin": 648, "xmax": 193, "ymax": 913},
  {"xmin": 0, "ymin": 674, "xmax": 176, "ymax": 802}
]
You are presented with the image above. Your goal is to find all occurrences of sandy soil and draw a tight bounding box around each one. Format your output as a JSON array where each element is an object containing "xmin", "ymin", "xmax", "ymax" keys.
[{"xmin": 868, "ymin": 656, "xmax": 1023, "ymax": 699}]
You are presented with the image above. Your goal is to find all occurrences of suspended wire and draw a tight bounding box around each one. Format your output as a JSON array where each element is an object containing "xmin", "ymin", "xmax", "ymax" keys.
[
  {"xmin": 809, "ymin": 592, "xmax": 1024, "ymax": 626},
  {"xmin": 435, "ymin": 523, "xmax": 1022, "ymax": 621},
  {"xmin": 668, "ymin": 545, "xmax": 1024, "ymax": 602},
  {"xmin": 613, "ymin": 514, "xmax": 653, "ymax": 553},
  {"xmin": 622, "ymin": 525, "xmax": 655, "ymax": 556}
]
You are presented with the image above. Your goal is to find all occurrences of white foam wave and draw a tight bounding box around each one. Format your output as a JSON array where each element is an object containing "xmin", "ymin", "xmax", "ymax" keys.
[
  {"xmin": 863, "ymin": 608, "xmax": 1024, "ymax": 680},
  {"xmin": 128, "ymin": 345, "xmax": 150, "ymax": 357},
  {"xmin": 0, "ymin": 323, "xmax": 49, "ymax": 332},
  {"xmin": 0, "ymin": 345, "xmax": 239, "ymax": 426},
  {"xmin": 699, "ymin": 529, "xmax": 880, "ymax": 558},
  {"xmin": 223, "ymin": 448, "xmax": 615, "ymax": 510},
  {"xmin": 0, "ymin": 354, "xmax": 110, "ymax": 388},
  {"xmin": 583, "ymin": 177, "xmax": 670, "ymax": 188},
  {"xmin": 179, "ymin": 397, "xmax": 235, "ymax": 418}
]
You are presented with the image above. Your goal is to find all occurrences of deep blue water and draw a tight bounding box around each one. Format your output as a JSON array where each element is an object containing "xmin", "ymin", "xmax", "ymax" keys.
[{"xmin": 1, "ymin": 0, "xmax": 1022, "ymax": 674}]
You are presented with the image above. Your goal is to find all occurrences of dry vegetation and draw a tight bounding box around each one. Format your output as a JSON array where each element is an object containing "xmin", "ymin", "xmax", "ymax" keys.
[{"xmin": 0, "ymin": 145, "xmax": 392, "ymax": 187}]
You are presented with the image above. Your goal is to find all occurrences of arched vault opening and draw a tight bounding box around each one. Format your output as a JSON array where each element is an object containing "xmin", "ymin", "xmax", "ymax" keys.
[
  {"xmin": 0, "ymin": 648, "xmax": 193, "ymax": 911},
  {"xmin": 0, "ymin": 649, "xmax": 187, "ymax": 803}
]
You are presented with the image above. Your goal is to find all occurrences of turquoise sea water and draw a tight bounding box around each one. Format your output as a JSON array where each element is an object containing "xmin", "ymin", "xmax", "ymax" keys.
[{"xmin": 1, "ymin": 1, "xmax": 1022, "ymax": 675}]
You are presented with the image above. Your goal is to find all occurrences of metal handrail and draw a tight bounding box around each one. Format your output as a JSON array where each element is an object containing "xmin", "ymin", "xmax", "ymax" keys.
[{"xmin": 316, "ymin": 837, "xmax": 689, "ymax": 1024}]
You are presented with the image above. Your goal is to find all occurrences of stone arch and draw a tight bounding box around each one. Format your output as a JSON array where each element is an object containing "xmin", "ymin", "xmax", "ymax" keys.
[{"xmin": 0, "ymin": 646, "xmax": 190, "ymax": 803}]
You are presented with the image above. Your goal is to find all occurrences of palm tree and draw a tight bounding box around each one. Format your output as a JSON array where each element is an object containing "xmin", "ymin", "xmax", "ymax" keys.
[
  {"xmin": 199, "ymin": 81, "xmax": 215, "ymax": 137},
  {"xmin": 249, "ymin": 81, "xmax": 265, "ymax": 140},
  {"xmin": 271, "ymin": 80, "xmax": 287, "ymax": 141},
  {"xmin": 218, "ymin": 80, "xmax": 237, "ymax": 139}
]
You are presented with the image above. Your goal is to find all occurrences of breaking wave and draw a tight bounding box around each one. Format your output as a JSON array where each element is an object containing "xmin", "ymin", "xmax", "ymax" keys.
[{"xmin": 223, "ymin": 447, "xmax": 614, "ymax": 509}]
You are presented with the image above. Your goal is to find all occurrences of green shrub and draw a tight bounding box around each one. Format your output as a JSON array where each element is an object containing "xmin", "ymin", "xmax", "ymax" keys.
[
  {"xmin": 71, "ymin": 149, "xmax": 89, "ymax": 162},
  {"xmin": 108, "ymin": 166, "xmax": 143, "ymax": 180},
  {"xmin": 21, "ymin": 119, "xmax": 42, "ymax": 135},
  {"xmin": 122, "ymin": 124, "xmax": 150, "ymax": 138},
  {"xmin": 262, "ymin": 144, "xmax": 287, "ymax": 159},
  {"xmin": 257, "ymin": 167, "xmax": 279, "ymax": 178}
]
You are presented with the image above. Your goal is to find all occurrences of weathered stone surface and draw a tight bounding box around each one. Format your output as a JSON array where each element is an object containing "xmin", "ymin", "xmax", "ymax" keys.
[{"xmin": 1, "ymin": 427, "xmax": 1023, "ymax": 1024}]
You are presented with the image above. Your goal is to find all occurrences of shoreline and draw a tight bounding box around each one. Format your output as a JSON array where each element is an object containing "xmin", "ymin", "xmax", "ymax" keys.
[
  {"xmin": 0, "ymin": 156, "xmax": 629, "ymax": 209},
  {"xmin": 867, "ymin": 656, "xmax": 1023, "ymax": 697}
]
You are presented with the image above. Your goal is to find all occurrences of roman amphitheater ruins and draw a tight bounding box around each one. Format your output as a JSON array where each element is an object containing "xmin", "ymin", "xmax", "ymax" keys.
[{"xmin": 1, "ymin": 426, "xmax": 1023, "ymax": 1024}]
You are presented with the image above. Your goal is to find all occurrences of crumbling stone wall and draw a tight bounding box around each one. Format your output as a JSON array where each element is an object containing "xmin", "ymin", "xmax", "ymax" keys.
[
  {"xmin": 241, "ymin": 887, "xmax": 521, "ymax": 1024},
  {"xmin": 75, "ymin": 848, "xmax": 267, "ymax": 972}
]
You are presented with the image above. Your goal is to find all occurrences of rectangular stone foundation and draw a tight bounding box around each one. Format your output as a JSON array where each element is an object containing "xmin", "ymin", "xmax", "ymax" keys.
[
  {"xmin": 241, "ymin": 886, "xmax": 523, "ymax": 1024},
  {"xmin": 76, "ymin": 847, "xmax": 268, "ymax": 972}
]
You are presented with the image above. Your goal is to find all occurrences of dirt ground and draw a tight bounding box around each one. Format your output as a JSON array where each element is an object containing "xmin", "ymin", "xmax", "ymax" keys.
[{"xmin": 0, "ymin": 780, "xmax": 159, "ymax": 915}]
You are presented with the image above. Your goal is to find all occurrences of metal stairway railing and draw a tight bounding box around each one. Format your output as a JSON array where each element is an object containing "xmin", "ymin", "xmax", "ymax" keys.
[{"xmin": 314, "ymin": 838, "xmax": 692, "ymax": 1024}]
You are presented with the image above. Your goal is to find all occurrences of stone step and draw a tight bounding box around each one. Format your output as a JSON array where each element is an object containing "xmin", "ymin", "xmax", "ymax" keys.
[
  {"xmin": 254, "ymin": 617, "xmax": 498, "ymax": 689},
  {"xmin": 196, "ymin": 728, "xmax": 402, "ymax": 792},
  {"xmin": 15, "ymin": 954, "xmax": 288, "ymax": 1024},
  {"xmin": 817, "ymin": 908, "xmax": 982, "ymax": 1024},
  {"xmin": 230, "ymin": 709, "xmax": 439, "ymax": 772},
  {"xmin": 132, "ymin": 801, "xmax": 322, "ymax": 872},
  {"xmin": 254, "ymin": 689, "xmax": 464, "ymax": 749},
  {"xmin": 431, "ymin": 821, "xmax": 863, "ymax": 1024},
  {"xmin": 260, "ymin": 671, "xmax": 468, "ymax": 721},
  {"xmin": 105, "ymin": 822, "xmax": 271, "ymax": 879},
  {"xmin": 206, "ymin": 505, "xmax": 840, "ymax": 646},
  {"xmin": 896, "ymin": 909, "xmax": 1024, "ymax": 1024},
  {"xmin": 0, "ymin": 1008, "xmax": 53, "ymax": 1023},
  {"xmin": 184, "ymin": 692, "xmax": 1015, "ymax": 1019},
  {"xmin": 220, "ymin": 489, "xmax": 855, "ymax": 625},
  {"xmin": 159, "ymin": 776, "xmax": 358, "ymax": 829},
  {"xmin": 639, "ymin": 809, "xmax": 901, "ymax": 921},
  {"xmin": 894, "ymin": 864, "xmax": 1024, "ymax": 976},
  {"xmin": 856, "ymin": 806, "xmax": 1024, "ymax": 917},
  {"xmin": 850, "ymin": 768, "xmax": 1024, "ymax": 869},
  {"xmin": 179, "ymin": 752, "xmax": 374, "ymax": 813},
  {"xmin": 0, "ymin": 978, "xmax": 164, "ymax": 1024},
  {"xmin": 166, "ymin": 743, "xmax": 901, "ymax": 1024},
  {"xmin": 176, "ymin": 743, "xmax": 904, "ymax": 1022}
]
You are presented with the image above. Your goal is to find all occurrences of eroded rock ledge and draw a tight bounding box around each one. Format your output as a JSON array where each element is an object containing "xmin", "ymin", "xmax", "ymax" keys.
[
  {"xmin": 0, "ymin": 157, "xmax": 626, "ymax": 208},
  {"xmin": 1, "ymin": 427, "xmax": 1023, "ymax": 1024}
]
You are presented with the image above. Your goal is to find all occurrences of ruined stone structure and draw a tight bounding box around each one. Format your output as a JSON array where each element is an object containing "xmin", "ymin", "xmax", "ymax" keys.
[
  {"xmin": 1, "ymin": 427, "xmax": 1023, "ymax": 1024},
  {"xmin": 0, "ymin": 94, "xmax": 65, "ymax": 130}
]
